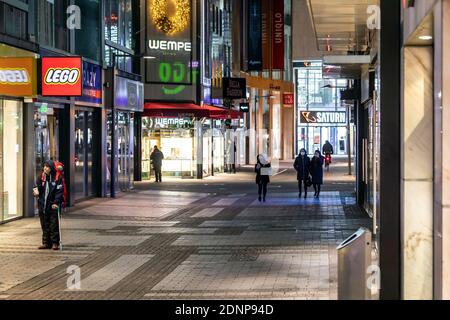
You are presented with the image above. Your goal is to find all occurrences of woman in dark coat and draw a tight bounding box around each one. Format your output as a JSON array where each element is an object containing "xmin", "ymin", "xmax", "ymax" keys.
[
  {"xmin": 310, "ymin": 150, "xmax": 325, "ymax": 198},
  {"xmin": 255, "ymin": 154, "xmax": 271, "ymax": 202},
  {"xmin": 294, "ymin": 148, "xmax": 311, "ymax": 198}
]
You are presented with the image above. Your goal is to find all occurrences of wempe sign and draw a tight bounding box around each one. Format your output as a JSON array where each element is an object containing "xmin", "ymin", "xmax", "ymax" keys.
[{"xmin": 301, "ymin": 111, "xmax": 347, "ymax": 124}]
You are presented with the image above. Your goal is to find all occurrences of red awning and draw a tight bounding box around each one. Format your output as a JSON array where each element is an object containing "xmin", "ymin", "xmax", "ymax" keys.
[{"xmin": 143, "ymin": 102, "xmax": 244, "ymax": 119}]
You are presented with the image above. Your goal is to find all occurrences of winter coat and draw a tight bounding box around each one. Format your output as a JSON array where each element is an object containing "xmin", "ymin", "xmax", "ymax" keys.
[
  {"xmin": 294, "ymin": 155, "xmax": 311, "ymax": 181},
  {"xmin": 255, "ymin": 162, "xmax": 271, "ymax": 185},
  {"xmin": 35, "ymin": 173, "xmax": 64, "ymax": 213},
  {"xmin": 323, "ymin": 143, "xmax": 334, "ymax": 154},
  {"xmin": 310, "ymin": 156, "xmax": 324, "ymax": 185},
  {"xmin": 150, "ymin": 149, "xmax": 164, "ymax": 169}
]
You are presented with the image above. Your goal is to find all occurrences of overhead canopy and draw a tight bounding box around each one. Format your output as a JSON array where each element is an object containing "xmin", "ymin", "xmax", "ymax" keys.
[{"xmin": 143, "ymin": 102, "xmax": 243, "ymax": 119}]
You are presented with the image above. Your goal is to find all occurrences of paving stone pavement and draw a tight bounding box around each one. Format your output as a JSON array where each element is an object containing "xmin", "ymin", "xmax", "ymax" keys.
[{"xmin": 0, "ymin": 164, "xmax": 371, "ymax": 300}]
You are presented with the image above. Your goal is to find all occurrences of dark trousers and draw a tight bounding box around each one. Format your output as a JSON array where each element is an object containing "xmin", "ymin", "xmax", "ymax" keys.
[
  {"xmin": 154, "ymin": 167, "xmax": 162, "ymax": 182},
  {"xmin": 313, "ymin": 184, "xmax": 322, "ymax": 195},
  {"xmin": 258, "ymin": 182, "xmax": 268, "ymax": 198},
  {"xmin": 39, "ymin": 208, "xmax": 60, "ymax": 246},
  {"xmin": 298, "ymin": 180, "xmax": 308, "ymax": 195}
]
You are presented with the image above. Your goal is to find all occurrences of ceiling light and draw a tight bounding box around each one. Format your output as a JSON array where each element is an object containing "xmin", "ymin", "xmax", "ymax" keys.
[{"xmin": 419, "ymin": 35, "xmax": 433, "ymax": 41}]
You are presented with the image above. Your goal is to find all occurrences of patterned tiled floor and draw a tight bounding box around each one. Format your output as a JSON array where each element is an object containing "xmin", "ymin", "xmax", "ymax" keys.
[{"xmin": 0, "ymin": 164, "xmax": 371, "ymax": 300}]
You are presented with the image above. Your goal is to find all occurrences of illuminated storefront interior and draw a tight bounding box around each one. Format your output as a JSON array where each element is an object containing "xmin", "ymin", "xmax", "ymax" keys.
[
  {"xmin": 295, "ymin": 61, "xmax": 352, "ymax": 156},
  {"xmin": 0, "ymin": 99, "xmax": 24, "ymax": 223}
]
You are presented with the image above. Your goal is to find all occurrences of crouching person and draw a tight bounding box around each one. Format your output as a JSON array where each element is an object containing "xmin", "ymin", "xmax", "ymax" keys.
[{"xmin": 33, "ymin": 160, "xmax": 64, "ymax": 250}]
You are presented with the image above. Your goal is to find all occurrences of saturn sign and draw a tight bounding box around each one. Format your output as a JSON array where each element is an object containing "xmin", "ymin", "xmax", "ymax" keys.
[{"xmin": 301, "ymin": 111, "xmax": 347, "ymax": 124}]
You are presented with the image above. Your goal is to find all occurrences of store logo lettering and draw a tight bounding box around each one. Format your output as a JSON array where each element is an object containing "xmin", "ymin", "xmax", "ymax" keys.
[
  {"xmin": 274, "ymin": 13, "xmax": 283, "ymax": 44},
  {"xmin": 44, "ymin": 68, "xmax": 81, "ymax": 85},
  {"xmin": 0, "ymin": 68, "xmax": 30, "ymax": 84},
  {"xmin": 149, "ymin": 40, "xmax": 192, "ymax": 52}
]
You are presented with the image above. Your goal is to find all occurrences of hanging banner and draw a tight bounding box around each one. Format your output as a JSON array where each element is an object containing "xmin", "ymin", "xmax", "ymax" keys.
[
  {"xmin": 247, "ymin": 0, "xmax": 262, "ymax": 71},
  {"xmin": 272, "ymin": 0, "xmax": 285, "ymax": 70},
  {"xmin": 261, "ymin": 0, "xmax": 271, "ymax": 70}
]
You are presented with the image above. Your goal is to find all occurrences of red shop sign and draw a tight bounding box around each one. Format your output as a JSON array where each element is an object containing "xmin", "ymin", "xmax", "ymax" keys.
[
  {"xmin": 283, "ymin": 93, "xmax": 294, "ymax": 105},
  {"xmin": 41, "ymin": 57, "xmax": 82, "ymax": 96}
]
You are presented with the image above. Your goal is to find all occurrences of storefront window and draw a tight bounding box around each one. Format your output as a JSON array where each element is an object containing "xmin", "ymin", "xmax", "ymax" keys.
[
  {"xmin": 34, "ymin": 105, "xmax": 60, "ymax": 179},
  {"xmin": 142, "ymin": 117, "xmax": 196, "ymax": 179},
  {"xmin": 0, "ymin": 99, "xmax": 23, "ymax": 222}
]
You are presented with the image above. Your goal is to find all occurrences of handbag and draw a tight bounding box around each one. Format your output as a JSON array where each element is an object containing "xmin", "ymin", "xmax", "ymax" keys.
[
  {"xmin": 306, "ymin": 176, "xmax": 313, "ymax": 187},
  {"xmin": 260, "ymin": 167, "xmax": 272, "ymax": 176}
]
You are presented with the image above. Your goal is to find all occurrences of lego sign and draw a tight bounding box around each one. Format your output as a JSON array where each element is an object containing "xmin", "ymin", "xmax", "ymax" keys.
[
  {"xmin": 41, "ymin": 57, "xmax": 82, "ymax": 96},
  {"xmin": 0, "ymin": 57, "xmax": 36, "ymax": 97}
]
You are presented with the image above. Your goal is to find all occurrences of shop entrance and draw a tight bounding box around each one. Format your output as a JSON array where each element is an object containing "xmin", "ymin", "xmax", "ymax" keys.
[
  {"xmin": 117, "ymin": 112, "xmax": 134, "ymax": 192},
  {"xmin": 0, "ymin": 99, "xmax": 23, "ymax": 223},
  {"xmin": 34, "ymin": 104, "xmax": 60, "ymax": 178},
  {"xmin": 74, "ymin": 108, "xmax": 95, "ymax": 201},
  {"xmin": 298, "ymin": 126, "xmax": 349, "ymax": 155}
]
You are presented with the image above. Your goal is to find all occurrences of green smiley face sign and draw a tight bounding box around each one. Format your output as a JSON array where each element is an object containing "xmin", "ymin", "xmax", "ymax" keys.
[{"xmin": 159, "ymin": 62, "xmax": 198, "ymax": 96}]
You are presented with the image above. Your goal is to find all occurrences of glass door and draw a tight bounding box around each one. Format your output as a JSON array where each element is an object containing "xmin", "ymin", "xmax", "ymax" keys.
[
  {"xmin": 117, "ymin": 112, "xmax": 134, "ymax": 192},
  {"xmin": 74, "ymin": 109, "xmax": 95, "ymax": 200}
]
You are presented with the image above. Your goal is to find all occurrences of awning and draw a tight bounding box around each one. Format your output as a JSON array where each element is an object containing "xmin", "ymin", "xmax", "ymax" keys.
[{"xmin": 143, "ymin": 102, "xmax": 244, "ymax": 119}]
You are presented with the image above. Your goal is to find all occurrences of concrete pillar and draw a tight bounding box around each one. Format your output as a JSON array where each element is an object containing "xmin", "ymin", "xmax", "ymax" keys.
[{"xmin": 401, "ymin": 46, "xmax": 434, "ymax": 300}]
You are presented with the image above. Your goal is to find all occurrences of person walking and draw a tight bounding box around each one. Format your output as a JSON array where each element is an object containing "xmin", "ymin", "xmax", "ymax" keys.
[
  {"xmin": 294, "ymin": 148, "xmax": 311, "ymax": 198},
  {"xmin": 322, "ymin": 140, "xmax": 334, "ymax": 155},
  {"xmin": 33, "ymin": 160, "xmax": 64, "ymax": 251},
  {"xmin": 255, "ymin": 154, "xmax": 271, "ymax": 202},
  {"xmin": 310, "ymin": 150, "xmax": 325, "ymax": 198},
  {"xmin": 150, "ymin": 146, "xmax": 164, "ymax": 183}
]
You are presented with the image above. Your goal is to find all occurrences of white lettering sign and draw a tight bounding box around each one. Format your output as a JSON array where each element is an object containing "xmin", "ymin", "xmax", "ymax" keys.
[
  {"xmin": 0, "ymin": 69, "xmax": 30, "ymax": 84},
  {"xmin": 149, "ymin": 40, "xmax": 192, "ymax": 52}
]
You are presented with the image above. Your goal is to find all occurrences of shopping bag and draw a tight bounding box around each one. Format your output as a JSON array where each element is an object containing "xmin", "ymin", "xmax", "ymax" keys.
[{"xmin": 260, "ymin": 167, "xmax": 272, "ymax": 176}]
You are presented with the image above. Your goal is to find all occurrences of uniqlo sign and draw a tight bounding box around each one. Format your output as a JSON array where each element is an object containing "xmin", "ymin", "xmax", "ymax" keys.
[{"xmin": 41, "ymin": 57, "xmax": 82, "ymax": 96}]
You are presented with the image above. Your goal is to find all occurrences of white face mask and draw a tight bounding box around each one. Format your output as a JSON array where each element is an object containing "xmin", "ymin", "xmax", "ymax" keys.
[{"xmin": 301, "ymin": 152, "xmax": 306, "ymax": 156}]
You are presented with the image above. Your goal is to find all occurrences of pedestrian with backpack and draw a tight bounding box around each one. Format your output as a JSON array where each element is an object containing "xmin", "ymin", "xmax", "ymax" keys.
[{"xmin": 33, "ymin": 160, "xmax": 65, "ymax": 251}]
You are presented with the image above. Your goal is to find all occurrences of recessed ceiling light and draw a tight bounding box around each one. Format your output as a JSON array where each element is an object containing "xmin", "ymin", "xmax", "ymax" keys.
[{"xmin": 419, "ymin": 35, "xmax": 433, "ymax": 41}]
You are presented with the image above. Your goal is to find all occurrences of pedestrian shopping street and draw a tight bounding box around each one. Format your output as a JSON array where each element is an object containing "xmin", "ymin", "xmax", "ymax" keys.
[{"xmin": 0, "ymin": 159, "xmax": 370, "ymax": 300}]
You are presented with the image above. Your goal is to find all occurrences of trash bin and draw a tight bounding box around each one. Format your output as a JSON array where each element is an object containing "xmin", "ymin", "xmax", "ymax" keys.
[{"xmin": 337, "ymin": 227, "xmax": 372, "ymax": 300}]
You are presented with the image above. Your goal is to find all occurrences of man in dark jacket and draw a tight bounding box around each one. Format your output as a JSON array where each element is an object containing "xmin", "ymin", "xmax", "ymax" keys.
[
  {"xmin": 33, "ymin": 160, "xmax": 64, "ymax": 250},
  {"xmin": 322, "ymin": 141, "xmax": 334, "ymax": 155},
  {"xmin": 150, "ymin": 146, "xmax": 164, "ymax": 183},
  {"xmin": 294, "ymin": 148, "xmax": 311, "ymax": 199}
]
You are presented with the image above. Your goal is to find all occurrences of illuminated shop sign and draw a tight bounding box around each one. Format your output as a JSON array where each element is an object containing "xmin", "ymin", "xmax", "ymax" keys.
[
  {"xmin": 0, "ymin": 57, "xmax": 36, "ymax": 96},
  {"xmin": 115, "ymin": 76, "xmax": 144, "ymax": 112},
  {"xmin": 223, "ymin": 78, "xmax": 247, "ymax": 99},
  {"xmin": 41, "ymin": 57, "xmax": 82, "ymax": 97},
  {"xmin": 148, "ymin": 117, "xmax": 193, "ymax": 129},
  {"xmin": 283, "ymin": 93, "xmax": 294, "ymax": 105},
  {"xmin": 301, "ymin": 111, "xmax": 347, "ymax": 124},
  {"xmin": 240, "ymin": 103, "xmax": 250, "ymax": 113},
  {"xmin": 146, "ymin": 0, "xmax": 194, "ymax": 97},
  {"xmin": 76, "ymin": 61, "xmax": 102, "ymax": 105}
]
